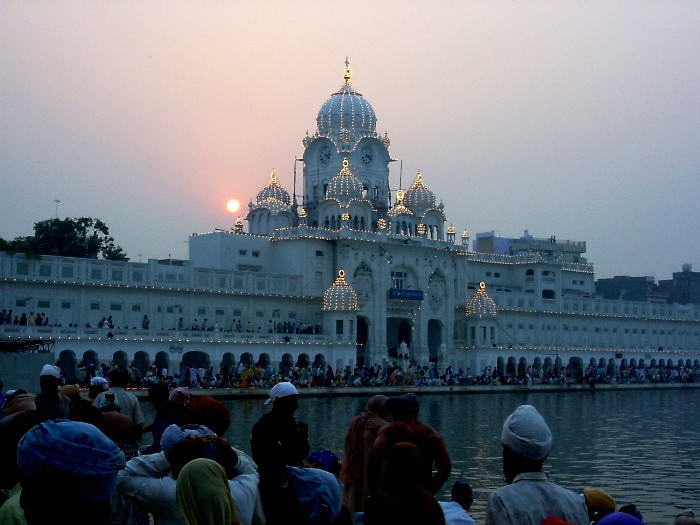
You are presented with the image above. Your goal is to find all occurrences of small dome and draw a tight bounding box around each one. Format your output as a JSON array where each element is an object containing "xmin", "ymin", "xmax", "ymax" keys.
[
  {"xmin": 387, "ymin": 189, "xmax": 415, "ymax": 217},
  {"xmin": 466, "ymin": 282, "xmax": 498, "ymax": 318},
  {"xmin": 404, "ymin": 172, "xmax": 436, "ymax": 215},
  {"xmin": 260, "ymin": 198, "xmax": 291, "ymax": 214},
  {"xmin": 256, "ymin": 170, "xmax": 291, "ymax": 205},
  {"xmin": 326, "ymin": 158, "xmax": 364, "ymax": 206},
  {"xmin": 323, "ymin": 270, "xmax": 359, "ymax": 311},
  {"xmin": 316, "ymin": 63, "xmax": 377, "ymax": 137}
]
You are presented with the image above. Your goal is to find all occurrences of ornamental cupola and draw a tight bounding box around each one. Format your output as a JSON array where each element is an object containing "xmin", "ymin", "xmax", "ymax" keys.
[
  {"xmin": 323, "ymin": 270, "xmax": 359, "ymax": 311},
  {"xmin": 326, "ymin": 158, "xmax": 364, "ymax": 206},
  {"xmin": 404, "ymin": 171, "xmax": 437, "ymax": 216},
  {"xmin": 466, "ymin": 282, "xmax": 498, "ymax": 318},
  {"xmin": 256, "ymin": 170, "xmax": 291, "ymax": 206}
]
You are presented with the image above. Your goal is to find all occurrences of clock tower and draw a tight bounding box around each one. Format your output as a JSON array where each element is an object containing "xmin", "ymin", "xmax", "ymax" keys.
[{"xmin": 301, "ymin": 61, "xmax": 392, "ymax": 228}]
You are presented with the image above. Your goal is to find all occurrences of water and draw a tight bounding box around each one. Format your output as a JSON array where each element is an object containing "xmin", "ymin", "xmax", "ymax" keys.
[{"xmin": 141, "ymin": 389, "xmax": 700, "ymax": 525}]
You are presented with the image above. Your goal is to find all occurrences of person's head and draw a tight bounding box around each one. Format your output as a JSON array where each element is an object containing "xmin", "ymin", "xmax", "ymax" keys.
[
  {"xmin": 385, "ymin": 393, "xmax": 419, "ymax": 421},
  {"xmin": 17, "ymin": 420, "xmax": 126, "ymax": 524},
  {"xmin": 618, "ymin": 504, "xmax": 643, "ymax": 522},
  {"xmin": 59, "ymin": 384, "xmax": 81, "ymax": 403},
  {"xmin": 2, "ymin": 390, "xmax": 35, "ymax": 416},
  {"xmin": 305, "ymin": 450, "xmax": 341, "ymax": 477},
  {"xmin": 451, "ymin": 481, "xmax": 474, "ymax": 511},
  {"xmin": 266, "ymin": 382, "xmax": 299, "ymax": 416},
  {"xmin": 176, "ymin": 458, "xmax": 241, "ymax": 525},
  {"xmin": 161, "ymin": 423, "xmax": 216, "ymax": 453},
  {"xmin": 39, "ymin": 364, "xmax": 62, "ymax": 394},
  {"xmin": 169, "ymin": 386, "xmax": 192, "ymax": 406},
  {"xmin": 167, "ymin": 434, "xmax": 238, "ymax": 479},
  {"xmin": 583, "ymin": 487, "xmax": 617, "ymax": 523},
  {"xmin": 675, "ymin": 510, "xmax": 699, "ymax": 525},
  {"xmin": 108, "ymin": 369, "xmax": 129, "ymax": 388},
  {"xmin": 500, "ymin": 405, "xmax": 552, "ymax": 483},
  {"xmin": 365, "ymin": 394, "xmax": 389, "ymax": 420},
  {"xmin": 182, "ymin": 396, "xmax": 231, "ymax": 436},
  {"xmin": 597, "ymin": 511, "xmax": 645, "ymax": 525}
]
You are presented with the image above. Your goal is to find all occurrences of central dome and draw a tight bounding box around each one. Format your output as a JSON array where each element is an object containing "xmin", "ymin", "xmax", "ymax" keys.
[{"xmin": 316, "ymin": 64, "xmax": 377, "ymax": 137}]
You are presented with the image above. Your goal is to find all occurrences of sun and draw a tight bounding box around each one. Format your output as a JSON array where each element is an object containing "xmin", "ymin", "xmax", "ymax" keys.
[{"xmin": 226, "ymin": 199, "xmax": 240, "ymax": 213}]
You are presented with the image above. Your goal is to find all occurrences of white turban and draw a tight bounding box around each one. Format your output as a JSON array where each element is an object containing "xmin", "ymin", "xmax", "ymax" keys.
[
  {"xmin": 40, "ymin": 364, "xmax": 61, "ymax": 378},
  {"xmin": 265, "ymin": 381, "xmax": 298, "ymax": 404},
  {"xmin": 501, "ymin": 404, "xmax": 552, "ymax": 460},
  {"xmin": 90, "ymin": 376, "xmax": 109, "ymax": 389}
]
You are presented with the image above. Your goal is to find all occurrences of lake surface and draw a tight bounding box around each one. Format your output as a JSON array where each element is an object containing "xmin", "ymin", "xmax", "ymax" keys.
[{"xmin": 141, "ymin": 389, "xmax": 700, "ymax": 525}]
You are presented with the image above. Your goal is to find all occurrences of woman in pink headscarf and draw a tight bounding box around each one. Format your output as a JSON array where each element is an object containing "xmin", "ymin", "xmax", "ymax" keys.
[{"xmin": 339, "ymin": 394, "xmax": 389, "ymax": 513}]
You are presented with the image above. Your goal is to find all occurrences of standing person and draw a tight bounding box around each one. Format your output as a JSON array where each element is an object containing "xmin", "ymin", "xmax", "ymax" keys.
[
  {"xmin": 176, "ymin": 458, "xmax": 242, "ymax": 525},
  {"xmin": 142, "ymin": 315, "xmax": 150, "ymax": 329},
  {"xmin": 250, "ymin": 382, "xmax": 310, "ymax": 525},
  {"xmin": 94, "ymin": 370, "xmax": 145, "ymax": 440},
  {"xmin": 35, "ymin": 364, "xmax": 72, "ymax": 421},
  {"xmin": 364, "ymin": 442, "xmax": 445, "ymax": 525},
  {"xmin": 339, "ymin": 394, "xmax": 389, "ymax": 513},
  {"xmin": 485, "ymin": 404, "xmax": 588, "ymax": 525},
  {"xmin": 368, "ymin": 393, "xmax": 451, "ymax": 496}
]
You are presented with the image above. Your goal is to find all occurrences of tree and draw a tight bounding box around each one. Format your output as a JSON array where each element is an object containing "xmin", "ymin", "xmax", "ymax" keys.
[{"xmin": 1, "ymin": 217, "xmax": 127, "ymax": 260}]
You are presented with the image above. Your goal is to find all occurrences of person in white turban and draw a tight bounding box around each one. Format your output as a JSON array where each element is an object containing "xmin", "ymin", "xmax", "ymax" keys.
[{"xmin": 485, "ymin": 405, "xmax": 589, "ymax": 525}]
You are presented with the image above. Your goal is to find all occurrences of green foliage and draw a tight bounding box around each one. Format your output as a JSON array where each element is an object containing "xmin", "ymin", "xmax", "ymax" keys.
[{"xmin": 1, "ymin": 217, "xmax": 127, "ymax": 260}]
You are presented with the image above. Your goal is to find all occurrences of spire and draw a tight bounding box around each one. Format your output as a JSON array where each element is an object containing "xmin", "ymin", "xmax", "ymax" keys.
[{"xmin": 344, "ymin": 57, "xmax": 352, "ymax": 83}]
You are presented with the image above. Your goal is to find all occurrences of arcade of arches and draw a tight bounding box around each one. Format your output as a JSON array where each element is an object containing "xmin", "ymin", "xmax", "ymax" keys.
[{"xmin": 55, "ymin": 348, "xmax": 700, "ymax": 384}]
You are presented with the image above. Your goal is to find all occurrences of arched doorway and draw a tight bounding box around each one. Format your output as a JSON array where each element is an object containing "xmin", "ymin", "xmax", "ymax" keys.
[
  {"xmin": 112, "ymin": 351, "xmax": 128, "ymax": 370},
  {"xmin": 155, "ymin": 351, "xmax": 169, "ymax": 378},
  {"xmin": 296, "ymin": 353, "xmax": 310, "ymax": 368},
  {"xmin": 280, "ymin": 353, "xmax": 293, "ymax": 376},
  {"xmin": 78, "ymin": 350, "xmax": 98, "ymax": 370},
  {"xmin": 428, "ymin": 319, "xmax": 443, "ymax": 363},
  {"xmin": 256, "ymin": 353, "xmax": 270, "ymax": 369},
  {"xmin": 132, "ymin": 351, "xmax": 150, "ymax": 379},
  {"xmin": 568, "ymin": 356, "xmax": 584, "ymax": 381},
  {"xmin": 357, "ymin": 316, "xmax": 369, "ymax": 367},
  {"xmin": 506, "ymin": 356, "xmax": 517, "ymax": 377},
  {"xmin": 240, "ymin": 352, "xmax": 254, "ymax": 367},
  {"xmin": 386, "ymin": 317, "xmax": 412, "ymax": 355},
  {"xmin": 58, "ymin": 350, "xmax": 77, "ymax": 382},
  {"xmin": 180, "ymin": 350, "xmax": 210, "ymax": 369}
]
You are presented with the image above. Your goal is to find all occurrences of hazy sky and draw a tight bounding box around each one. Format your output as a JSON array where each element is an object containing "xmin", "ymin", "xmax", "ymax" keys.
[{"xmin": 2, "ymin": 1, "xmax": 698, "ymax": 279}]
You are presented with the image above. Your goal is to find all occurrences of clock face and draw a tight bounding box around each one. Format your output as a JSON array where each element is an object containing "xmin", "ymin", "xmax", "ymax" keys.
[
  {"xmin": 361, "ymin": 146, "xmax": 373, "ymax": 164},
  {"xmin": 319, "ymin": 146, "xmax": 331, "ymax": 164}
]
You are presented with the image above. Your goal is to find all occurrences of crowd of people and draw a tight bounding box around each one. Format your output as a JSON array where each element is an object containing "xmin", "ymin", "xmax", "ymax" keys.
[
  {"xmin": 1, "ymin": 364, "xmax": 698, "ymax": 525},
  {"xmin": 60, "ymin": 358, "xmax": 700, "ymax": 396},
  {"xmin": 0, "ymin": 308, "xmax": 322, "ymax": 335}
]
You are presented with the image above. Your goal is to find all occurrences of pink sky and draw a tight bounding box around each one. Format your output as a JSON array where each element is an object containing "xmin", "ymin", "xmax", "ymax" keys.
[{"xmin": 2, "ymin": 1, "xmax": 699, "ymax": 278}]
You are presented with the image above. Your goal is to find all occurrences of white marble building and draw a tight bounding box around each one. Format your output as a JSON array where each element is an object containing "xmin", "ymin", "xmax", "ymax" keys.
[{"xmin": 1, "ymin": 63, "xmax": 699, "ymax": 379}]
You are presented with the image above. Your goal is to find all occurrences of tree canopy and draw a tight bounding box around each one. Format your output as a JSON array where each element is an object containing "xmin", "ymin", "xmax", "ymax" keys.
[{"xmin": 0, "ymin": 217, "xmax": 127, "ymax": 260}]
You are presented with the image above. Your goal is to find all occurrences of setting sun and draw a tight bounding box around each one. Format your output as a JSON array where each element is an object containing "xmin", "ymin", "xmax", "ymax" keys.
[{"xmin": 226, "ymin": 199, "xmax": 240, "ymax": 213}]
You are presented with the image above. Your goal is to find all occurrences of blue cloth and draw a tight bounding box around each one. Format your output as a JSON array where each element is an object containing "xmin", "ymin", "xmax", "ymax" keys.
[
  {"xmin": 287, "ymin": 466, "xmax": 342, "ymax": 522},
  {"xmin": 306, "ymin": 450, "xmax": 340, "ymax": 473},
  {"xmin": 18, "ymin": 419, "xmax": 126, "ymax": 501},
  {"xmin": 598, "ymin": 512, "xmax": 645, "ymax": 525}
]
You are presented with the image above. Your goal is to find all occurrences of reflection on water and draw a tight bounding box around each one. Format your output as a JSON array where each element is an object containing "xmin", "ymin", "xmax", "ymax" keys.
[{"xmin": 141, "ymin": 389, "xmax": 700, "ymax": 525}]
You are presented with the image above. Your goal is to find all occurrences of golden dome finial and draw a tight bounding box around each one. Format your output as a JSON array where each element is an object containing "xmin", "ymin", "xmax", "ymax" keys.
[
  {"xmin": 342, "ymin": 157, "xmax": 349, "ymax": 169},
  {"xmin": 343, "ymin": 57, "xmax": 352, "ymax": 83},
  {"xmin": 270, "ymin": 169, "xmax": 277, "ymax": 182},
  {"xmin": 396, "ymin": 189, "xmax": 405, "ymax": 202}
]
